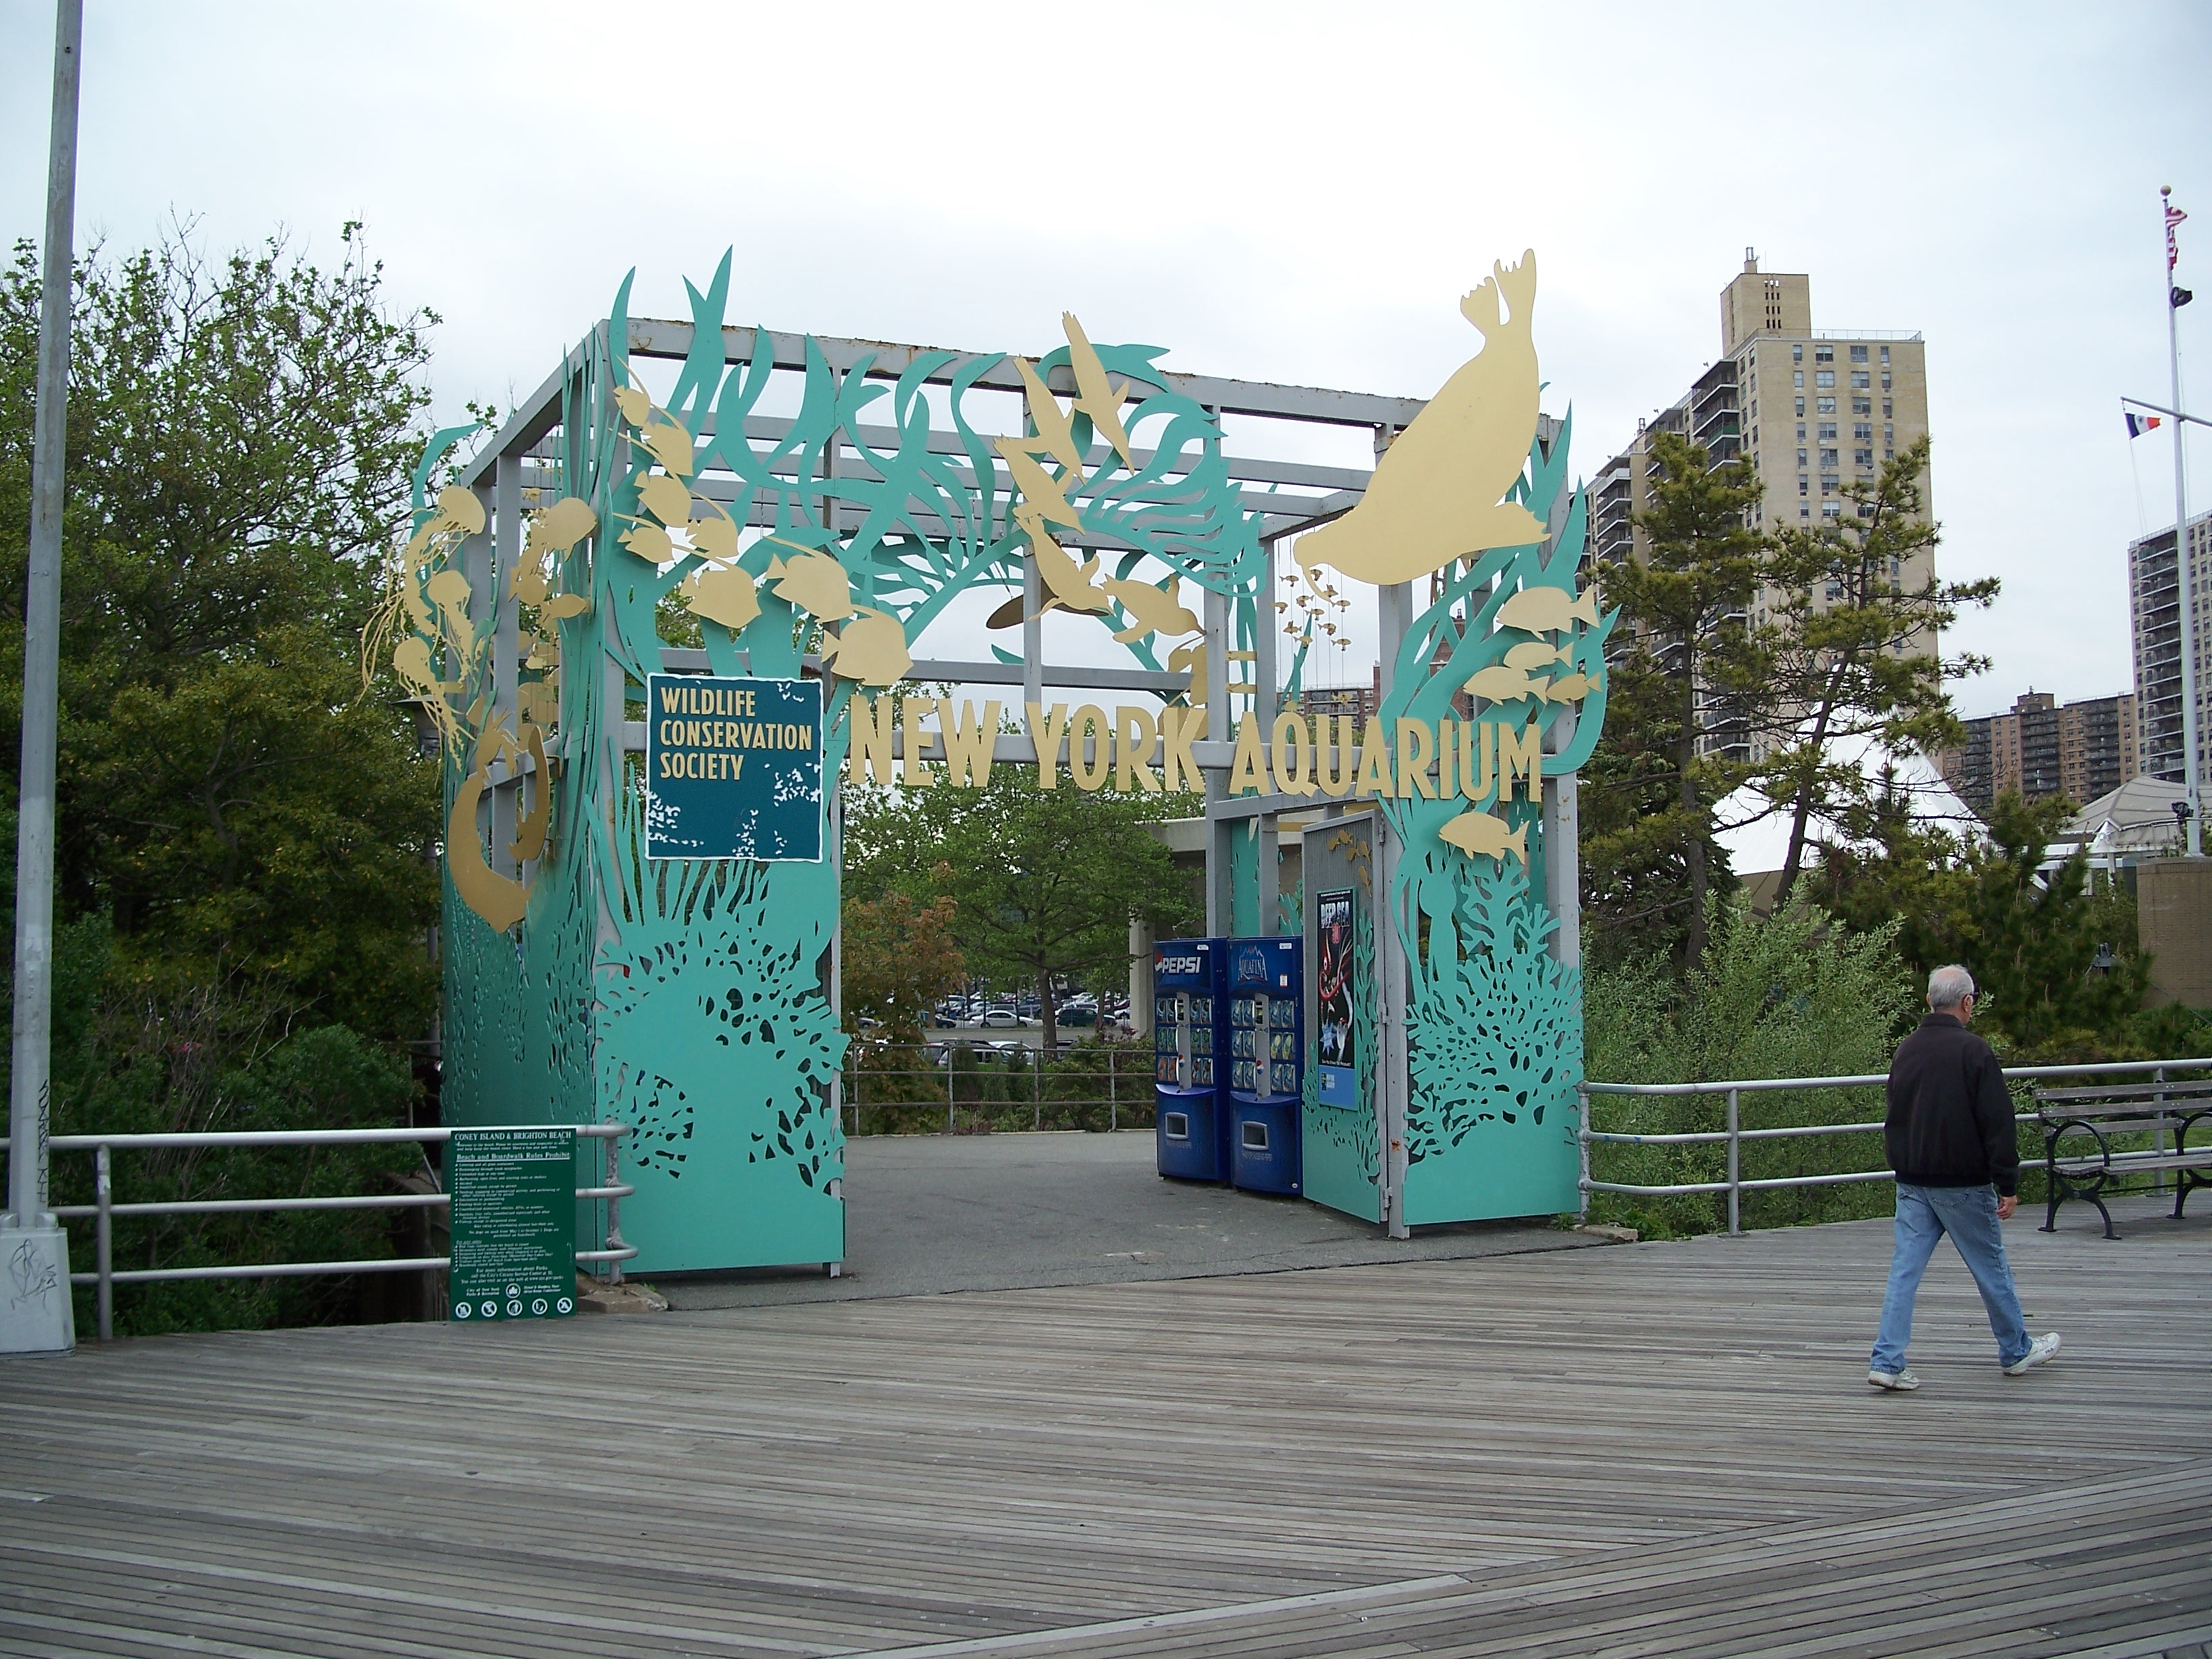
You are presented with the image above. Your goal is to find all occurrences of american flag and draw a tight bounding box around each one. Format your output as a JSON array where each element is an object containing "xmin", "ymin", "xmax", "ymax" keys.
[{"xmin": 2169, "ymin": 197, "xmax": 2188, "ymax": 272}]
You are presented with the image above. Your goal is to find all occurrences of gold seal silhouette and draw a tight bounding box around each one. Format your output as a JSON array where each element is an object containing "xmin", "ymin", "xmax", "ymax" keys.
[{"xmin": 1298, "ymin": 252, "xmax": 1547, "ymax": 586}]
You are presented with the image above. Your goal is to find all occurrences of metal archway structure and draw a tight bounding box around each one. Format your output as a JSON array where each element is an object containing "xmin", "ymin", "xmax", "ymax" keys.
[{"xmin": 394, "ymin": 250, "xmax": 1611, "ymax": 1272}]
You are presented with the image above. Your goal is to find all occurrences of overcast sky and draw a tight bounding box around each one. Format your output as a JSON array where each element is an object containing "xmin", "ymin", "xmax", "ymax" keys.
[{"xmin": 5, "ymin": 1, "xmax": 2209, "ymax": 718}]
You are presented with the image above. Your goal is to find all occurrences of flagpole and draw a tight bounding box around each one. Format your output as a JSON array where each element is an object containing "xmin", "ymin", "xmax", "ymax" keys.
[{"xmin": 2163, "ymin": 187, "xmax": 2202, "ymax": 857}]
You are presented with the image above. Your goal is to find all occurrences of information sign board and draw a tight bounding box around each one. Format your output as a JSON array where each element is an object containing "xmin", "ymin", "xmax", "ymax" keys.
[
  {"xmin": 644, "ymin": 674, "xmax": 823, "ymax": 861},
  {"xmin": 448, "ymin": 1127, "xmax": 576, "ymax": 1322}
]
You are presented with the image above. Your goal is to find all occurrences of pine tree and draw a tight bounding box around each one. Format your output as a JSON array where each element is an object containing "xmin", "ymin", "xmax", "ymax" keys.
[
  {"xmin": 1586, "ymin": 430, "xmax": 1765, "ymax": 970},
  {"xmin": 1749, "ymin": 437, "xmax": 1998, "ymax": 897}
]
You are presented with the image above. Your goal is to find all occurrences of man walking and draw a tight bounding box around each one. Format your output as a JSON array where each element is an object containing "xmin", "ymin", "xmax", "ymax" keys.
[{"xmin": 1868, "ymin": 964, "xmax": 2061, "ymax": 1390}]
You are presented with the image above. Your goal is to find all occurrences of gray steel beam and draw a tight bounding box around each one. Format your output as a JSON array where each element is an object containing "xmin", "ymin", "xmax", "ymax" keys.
[
  {"xmin": 457, "ymin": 351, "xmax": 579, "ymax": 490},
  {"xmin": 626, "ymin": 318, "xmax": 1429, "ymax": 430},
  {"xmin": 649, "ymin": 649, "xmax": 1189, "ymax": 695}
]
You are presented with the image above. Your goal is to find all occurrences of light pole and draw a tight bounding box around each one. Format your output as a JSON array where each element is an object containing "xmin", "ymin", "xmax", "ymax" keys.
[
  {"xmin": 2, "ymin": 0, "xmax": 83, "ymax": 1356},
  {"xmin": 2163, "ymin": 186, "xmax": 2201, "ymax": 857}
]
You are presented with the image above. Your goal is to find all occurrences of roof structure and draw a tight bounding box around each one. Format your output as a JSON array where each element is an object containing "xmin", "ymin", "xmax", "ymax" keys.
[{"xmin": 2066, "ymin": 775, "xmax": 2189, "ymax": 858}]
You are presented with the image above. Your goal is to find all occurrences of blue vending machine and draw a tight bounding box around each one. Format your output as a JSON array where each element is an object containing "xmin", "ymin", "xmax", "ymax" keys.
[
  {"xmin": 1227, "ymin": 937, "xmax": 1304, "ymax": 1195},
  {"xmin": 1153, "ymin": 938, "xmax": 1231, "ymax": 1182}
]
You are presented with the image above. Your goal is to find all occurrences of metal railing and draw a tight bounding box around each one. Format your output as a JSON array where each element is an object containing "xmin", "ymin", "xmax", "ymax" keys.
[
  {"xmin": 1578, "ymin": 1058, "xmax": 2212, "ymax": 1234},
  {"xmin": 13, "ymin": 1124, "xmax": 636, "ymax": 1342},
  {"xmin": 845, "ymin": 1040, "xmax": 1154, "ymax": 1135}
]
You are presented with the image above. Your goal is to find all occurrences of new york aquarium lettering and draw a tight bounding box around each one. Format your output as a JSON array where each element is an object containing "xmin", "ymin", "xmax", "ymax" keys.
[{"xmin": 386, "ymin": 249, "xmax": 1611, "ymax": 1270}]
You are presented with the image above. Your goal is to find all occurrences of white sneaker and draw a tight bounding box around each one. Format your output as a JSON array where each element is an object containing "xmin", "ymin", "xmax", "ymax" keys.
[
  {"xmin": 2003, "ymin": 1333, "xmax": 2061, "ymax": 1375},
  {"xmin": 1868, "ymin": 1368, "xmax": 1921, "ymax": 1391}
]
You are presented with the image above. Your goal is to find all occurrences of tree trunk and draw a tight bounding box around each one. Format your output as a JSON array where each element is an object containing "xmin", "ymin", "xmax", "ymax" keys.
[
  {"xmin": 1680, "ymin": 648, "xmax": 1706, "ymax": 971},
  {"xmin": 1035, "ymin": 965, "xmax": 1057, "ymax": 1052},
  {"xmin": 1776, "ymin": 653, "xmax": 1853, "ymax": 899}
]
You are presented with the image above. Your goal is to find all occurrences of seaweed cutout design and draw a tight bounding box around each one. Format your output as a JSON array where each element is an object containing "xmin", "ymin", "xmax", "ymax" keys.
[
  {"xmin": 1367, "ymin": 414, "xmax": 1610, "ymax": 1195},
  {"xmin": 427, "ymin": 252, "xmax": 1262, "ymax": 1268},
  {"xmin": 1403, "ymin": 853, "xmax": 1582, "ymax": 1162}
]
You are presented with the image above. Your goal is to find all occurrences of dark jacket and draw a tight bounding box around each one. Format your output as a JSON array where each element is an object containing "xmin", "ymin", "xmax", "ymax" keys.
[{"xmin": 1885, "ymin": 1012, "xmax": 2019, "ymax": 1195}]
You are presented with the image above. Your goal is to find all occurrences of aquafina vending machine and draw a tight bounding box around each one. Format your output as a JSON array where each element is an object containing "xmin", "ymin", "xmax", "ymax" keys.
[{"xmin": 1227, "ymin": 936, "xmax": 1303, "ymax": 1194}]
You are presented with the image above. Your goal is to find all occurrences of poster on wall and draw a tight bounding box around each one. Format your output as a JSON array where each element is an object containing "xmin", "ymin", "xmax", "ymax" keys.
[
  {"xmin": 1314, "ymin": 888, "xmax": 1357, "ymax": 1108},
  {"xmin": 644, "ymin": 674, "xmax": 823, "ymax": 861}
]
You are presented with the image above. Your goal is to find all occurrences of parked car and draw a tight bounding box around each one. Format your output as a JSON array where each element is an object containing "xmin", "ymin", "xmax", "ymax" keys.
[
  {"xmin": 1056, "ymin": 1004, "xmax": 1098, "ymax": 1027},
  {"xmin": 979, "ymin": 1008, "xmax": 1025, "ymax": 1029}
]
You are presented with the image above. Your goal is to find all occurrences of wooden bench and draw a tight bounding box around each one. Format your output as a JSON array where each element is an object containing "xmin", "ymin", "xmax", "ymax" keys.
[{"xmin": 2033, "ymin": 1080, "xmax": 2212, "ymax": 1239}]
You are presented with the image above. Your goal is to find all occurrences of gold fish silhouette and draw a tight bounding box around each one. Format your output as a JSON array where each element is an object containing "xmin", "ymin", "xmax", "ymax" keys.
[
  {"xmin": 1548, "ymin": 670, "xmax": 1599, "ymax": 703},
  {"xmin": 525, "ymin": 496, "xmax": 597, "ymax": 556},
  {"xmin": 636, "ymin": 471, "xmax": 691, "ymax": 527},
  {"xmin": 1439, "ymin": 808, "xmax": 1528, "ymax": 864},
  {"xmin": 1297, "ymin": 253, "xmax": 1546, "ymax": 585},
  {"xmin": 687, "ymin": 509, "xmax": 739, "ymax": 562},
  {"xmin": 619, "ymin": 523, "xmax": 674, "ymax": 566},
  {"xmin": 1494, "ymin": 582, "xmax": 1600, "ymax": 636},
  {"xmin": 1502, "ymin": 639, "xmax": 1570, "ymax": 673},
  {"xmin": 764, "ymin": 545, "xmax": 855, "ymax": 621},
  {"xmin": 1464, "ymin": 664, "xmax": 1551, "ymax": 705},
  {"xmin": 819, "ymin": 607, "xmax": 912, "ymax": 686},
  {"xmin": 682, "ymin": 564, "xmax": 761, "ymax": 633},
  {"xmin": 1102, "ymin": 573, "xmax": 1201, "ymax": 643}
]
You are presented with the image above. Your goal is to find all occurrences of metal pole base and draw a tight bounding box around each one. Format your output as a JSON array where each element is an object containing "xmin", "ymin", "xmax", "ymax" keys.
[{"xmin": 0, "ymin": 1221, "xmax": 77, "ymax": 1354}]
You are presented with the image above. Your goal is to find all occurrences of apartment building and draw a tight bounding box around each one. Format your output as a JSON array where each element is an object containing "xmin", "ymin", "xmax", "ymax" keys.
[
  {"xmin": 1590, "ymin": 255, "xmax": 1935, "ymax": 760},
  {"xmin": 1941, "ymin": 690, "xmax": 2139, "ymax": 813},
  {"xmin": 1297, "ymin": 665, "xmax": 1382, "ymax": 724},
  {"xmin": 2129, "ymin": 508, "xmax": 2212, "ymax": 787}
]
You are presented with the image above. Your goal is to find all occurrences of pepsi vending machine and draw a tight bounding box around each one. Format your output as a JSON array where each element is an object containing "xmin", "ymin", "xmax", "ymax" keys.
[
  {"xmin": 1227, "ymin": 937, "xmax": 1304, "ymax": 1194},
  {"xmin": 1153, "ymin": 938, "xmax": 1231, "ymax": 1181}
]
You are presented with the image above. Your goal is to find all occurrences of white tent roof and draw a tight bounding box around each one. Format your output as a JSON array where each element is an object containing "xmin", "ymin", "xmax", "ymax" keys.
[{"xmin": 1716, "ymin": 735, "xmax": 1984, "ymax": 878}]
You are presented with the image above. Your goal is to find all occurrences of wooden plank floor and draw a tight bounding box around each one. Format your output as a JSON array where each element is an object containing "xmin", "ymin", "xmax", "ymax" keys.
[{"xmin": 5, "ymin": 1193, "xmax": 2209, "ymax": 1657}]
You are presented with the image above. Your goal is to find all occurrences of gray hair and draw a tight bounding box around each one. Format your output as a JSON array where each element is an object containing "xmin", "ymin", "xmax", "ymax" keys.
[{"xmin": 1927, "ymin": 964, "xmax": 1975, "ymax": 1011}]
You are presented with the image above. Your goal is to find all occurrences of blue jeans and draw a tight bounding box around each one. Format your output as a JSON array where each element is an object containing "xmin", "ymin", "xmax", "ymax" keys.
[{"xmin": 1870, "ymin": 1182, "xmax": 2032, "ymax": 1373}]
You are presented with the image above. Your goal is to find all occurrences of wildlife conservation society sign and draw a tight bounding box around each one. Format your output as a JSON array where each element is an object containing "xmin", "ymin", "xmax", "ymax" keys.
[
  {"xmin": 448, "ymin": 1128, "xmax": 576, "ymax": 1322},
  {"xmin": 644, "ymin": 674, "xmax": 823, "ymax": 861}
]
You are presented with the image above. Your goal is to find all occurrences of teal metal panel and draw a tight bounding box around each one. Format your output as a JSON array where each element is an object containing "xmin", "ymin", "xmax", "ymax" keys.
[
  {"xmin": 1368, "ymin": 413, "xmax": 1614, "ymax": 1228},
  {"xmin": 425, "ymin": 254, "xmax": 1269, "ymax": 1273}
]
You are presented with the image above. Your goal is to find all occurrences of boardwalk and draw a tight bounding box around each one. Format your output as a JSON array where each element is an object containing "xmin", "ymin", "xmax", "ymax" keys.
[{"xmin": 6, "ymin": 1192, "xmax": 2209, "ymax": 1657}]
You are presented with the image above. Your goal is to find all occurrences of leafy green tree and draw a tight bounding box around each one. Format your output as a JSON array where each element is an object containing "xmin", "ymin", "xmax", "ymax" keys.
[
  {"xmin": 0, "ymin": 224, "xmax": 440, "ymax": 1040},
  {"xmin": 844, "ymin": 769, "xmax": 1197, "ymax": 1047},
  {"xmin": 0, "ymin": 225, "xmax": 443, "ymax": 1332},
  {"xmin": 1933, "ymin": 794, "xmax": 2148, "ymax": 1059},
  {"xmin": 1586, "ymin": 429, "xmax": 1765, "ymax": 969},
  {"xmin": 841, "ymin": 888, "xmax": 964, "ymax": 1042},
  {"xmin": 1750, "ymin": 437, "xmax": 1998, "ymax": 897},
  {"xmin": 1584, "ymin": 892, "xmax": 1917, "ymax": 1235},
  {"xmin": 1817, "ymin": 792, "xmax": 2169, "ymax": 1061}
]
